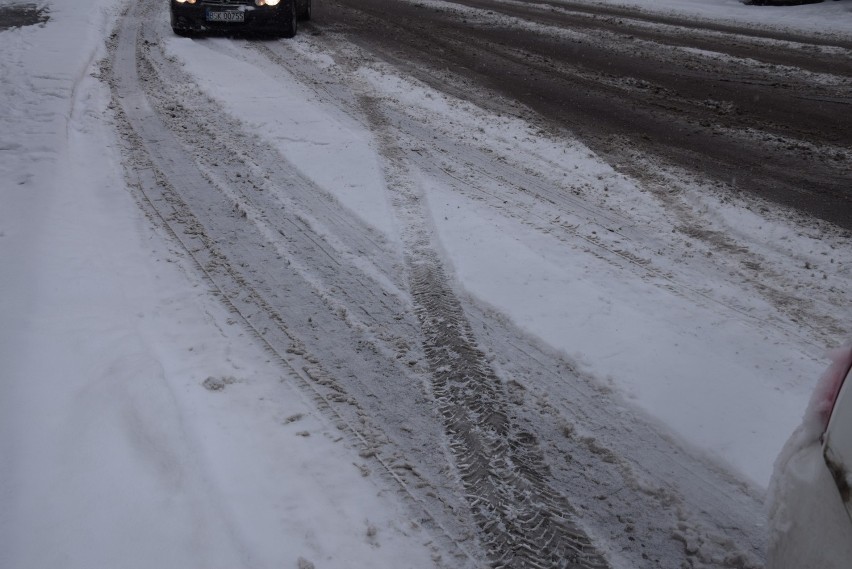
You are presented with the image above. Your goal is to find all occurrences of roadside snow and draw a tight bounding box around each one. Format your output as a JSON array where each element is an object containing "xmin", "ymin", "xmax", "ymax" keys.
[{"xmin": 0, "ymin": 2, "xmax": 443, "ymax": 568}]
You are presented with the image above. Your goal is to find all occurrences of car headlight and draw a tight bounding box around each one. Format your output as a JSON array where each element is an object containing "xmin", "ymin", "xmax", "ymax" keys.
[
  {"xmin": 255, "ymin": 0, "xmax": 281, "ymax": 5},
  {"xmin": 175, "ymin": 0, "xmax": 197, "ymax": 4}
]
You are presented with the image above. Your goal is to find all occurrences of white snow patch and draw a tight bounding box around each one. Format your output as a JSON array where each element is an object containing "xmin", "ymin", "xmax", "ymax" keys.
[
  {"xmin": 164, "ymin": 35, "xmax": 397, "ymax": 239},
  {"xmin": 0, "ymin": 2, "xmax": 442, "ymax": 568}
]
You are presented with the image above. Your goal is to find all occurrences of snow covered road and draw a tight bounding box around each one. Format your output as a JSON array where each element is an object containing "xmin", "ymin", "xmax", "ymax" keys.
[
  {"xmin": 2, "ymin": 0, "xmax": 851, "ymax": 568},
  {"xmin": 324, "ymin": 0, "xmax": 852, "ymax": 228}
]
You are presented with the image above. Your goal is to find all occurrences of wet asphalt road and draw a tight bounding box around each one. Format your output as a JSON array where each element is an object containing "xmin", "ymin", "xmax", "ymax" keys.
[{"xmin": 313, "ymin": 0, "xmax": 852, "ymax": 229}]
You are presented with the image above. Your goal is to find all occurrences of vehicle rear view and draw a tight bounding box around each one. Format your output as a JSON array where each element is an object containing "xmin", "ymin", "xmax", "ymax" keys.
[
  {"xmin": 768, "ymin": 345, "xmax": 852, "ymax": 568},
  {"xmin": 170, "ymin": 0, "xmax": 311, "ymax": 38}
]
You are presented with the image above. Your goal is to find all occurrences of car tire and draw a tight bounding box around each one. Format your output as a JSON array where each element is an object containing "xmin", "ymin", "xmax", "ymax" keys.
[
  {"xmin": 300, "ymin": 0, "xmax": 311, "ymax": 21},
  {"xmin": 172, "ymin": 26, "xmax": 194, "ymax": 37},
  {"xmin": 282, "ymin": 0, "xmax": 297, "ymax": 38}
]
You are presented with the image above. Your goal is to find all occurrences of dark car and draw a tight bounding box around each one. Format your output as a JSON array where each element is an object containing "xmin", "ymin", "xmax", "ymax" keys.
[{"xmin": 171, "ymin": 0, "xmax": 311, "ymax": 38}]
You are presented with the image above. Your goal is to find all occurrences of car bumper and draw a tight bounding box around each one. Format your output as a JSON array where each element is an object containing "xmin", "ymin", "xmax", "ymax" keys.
[
  {"xmin": 170, "ymin": 1, "xmax": 290, "ymax": 33},
  {"xmin": 767, "ymin": 443, "xmax": 852, "ymax": 569}
]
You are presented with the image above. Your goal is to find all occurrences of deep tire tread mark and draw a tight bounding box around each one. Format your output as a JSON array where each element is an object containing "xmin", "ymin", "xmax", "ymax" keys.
[{"xmin": 410, "ymin": 260, "xmax": 609, "ymax": 569}]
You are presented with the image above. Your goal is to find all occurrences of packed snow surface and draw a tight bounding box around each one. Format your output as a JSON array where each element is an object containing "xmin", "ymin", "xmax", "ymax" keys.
[
  {"xmin": 1, "ymin": 0, "xmax": 850, "ymax": 566},
  {"xmin": 0, "ymin": 2, "xmax": 442, "ymax": 568}
]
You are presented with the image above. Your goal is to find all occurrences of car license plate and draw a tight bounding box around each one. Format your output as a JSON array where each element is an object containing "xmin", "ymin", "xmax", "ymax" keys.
[{"xmin": 206, "ymin": 9, "xmax": 244, "ymax": 23}]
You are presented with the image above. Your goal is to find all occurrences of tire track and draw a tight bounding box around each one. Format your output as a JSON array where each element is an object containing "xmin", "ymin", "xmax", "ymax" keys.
[
  {"xmin": 254, "ymin": 35, "xmax": 767, "ymax": 568},
  {"xmin": 107, "ymin": 4, "xmax": 484, "ymax": 566},
  {"xmin": 111, "ymin": 3, "xmax": 771, "ymax": 568},
  {"xmin": 360, "ymin": 95, "xmax": 610, "ymax": 568},
  {"xmin": 413, "ymin": 257, "xmax": 609, "ymax": 569},
  {"xmin": 262, "ymin": 31, "xmax": 840, "ymax": 355}
]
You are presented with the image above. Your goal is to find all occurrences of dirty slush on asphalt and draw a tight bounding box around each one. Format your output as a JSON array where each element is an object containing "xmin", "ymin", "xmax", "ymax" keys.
[
  {"xmin": 324, "ymin": 0, "xmax": 852, "ymax": 230},
  {"xmin": 100, "ymin": 0, "xmax": 775, "ymax": 567},
  {"xmin": 0, "ymin": 3, "xmax": 49, "ymax": 31}
]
